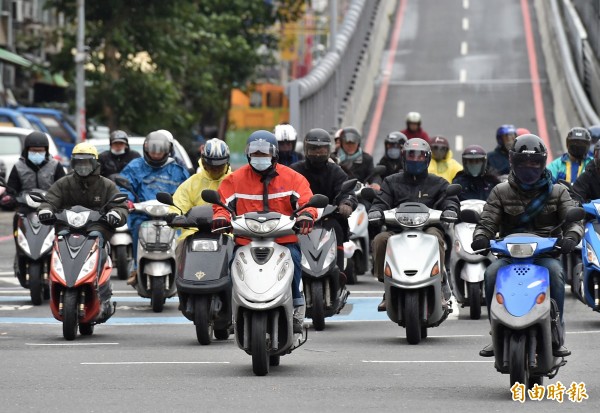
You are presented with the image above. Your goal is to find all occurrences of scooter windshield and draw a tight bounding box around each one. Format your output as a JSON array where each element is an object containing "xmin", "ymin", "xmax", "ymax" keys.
[{"xmin": 496, "ymin": 264, "xmax": 549, "ymax": 317}]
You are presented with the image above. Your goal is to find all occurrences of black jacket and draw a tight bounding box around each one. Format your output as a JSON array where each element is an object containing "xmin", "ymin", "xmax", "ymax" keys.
[
  {"xmin": 473, "ymin": 173, "xmax": 583, "ymax": 242},
  {"xmin": 6, "ymin": 157, "xmax": 66, "ymax": 195},
  {"xmin": 98, "ymin": 149, "xmax": 140, "ymax": 178},
  {"xmin": 452, "ymin": 171, "xmax": 500, "ymax": 201},
  {"xmin": 338, "ymin": 151, "xmax": 375, "ymax": 184},
  {"xmin": 290, "ymin": 161, "xmax": 357, "ymax": 209},
  {"xmin": 374, "ymin": 155, "xmax": 402, "ymax": 183},
  {"xmin": 370, "ymin": 172, "xmax": 460, "ymax": 215},
  {"xmin": 573, "ymin": 162, "xmax": 600, "ymax": 202}
]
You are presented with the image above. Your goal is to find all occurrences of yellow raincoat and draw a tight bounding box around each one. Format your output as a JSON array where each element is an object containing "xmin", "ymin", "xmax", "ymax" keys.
[{"xmin": 428, "ymin": 149, "xmax": 463, "ymax": 183}]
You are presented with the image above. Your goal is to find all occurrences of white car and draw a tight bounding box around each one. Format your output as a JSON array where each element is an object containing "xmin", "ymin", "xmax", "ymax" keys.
[
  {"xmin": 88, "ymin": 136, "xmax": 195, "ymax": 172},
  {"xmin": 0, "ymin": 126, "xmax": 63, "ymax": 180}
]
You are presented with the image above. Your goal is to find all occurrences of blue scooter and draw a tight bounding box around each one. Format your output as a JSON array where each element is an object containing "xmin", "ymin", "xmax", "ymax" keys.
[
  {"xmin": 462, "ymin": 207, "xmax": 584, "ymax": 390},
  {"xmin": 579, "ymin": 200, "xmax": 600, "ymax": 311}
]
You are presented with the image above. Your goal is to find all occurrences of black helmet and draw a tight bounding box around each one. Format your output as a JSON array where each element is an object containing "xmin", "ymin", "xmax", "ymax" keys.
[
  {"xmin": 430, "ymin": 135, "xmax": 450, "ymax": 161},
  {"xmin": 509, "ymin": 134, "xmax": 548, "ymax": 185},
  {"xmin": 109, "ymin": 130, "xmax": 129, "ymax": 146},
  {"xmin": 588, "ymin": 125, "xmax": 600, "ymax": 145},
  {"xmin": 462, "ymin": 145, "xmax": 487, "ymax": 177},
  {"xmin": 566, "ymin": 127, "xmax": 591, "ymax": 161},
  {"xmin": 594, "ymin": 141, "xmax": 600, "ymax": 170},
  {"xmin": 24, "ymin": 131, "xmax": 49, "ymax": 151},
  {"xmin": 384, "ymin": 131, "xmax": 407, "ymax": 160},
  {"xmin": 143, "ymin": 131, "xmax": 172, "ymax": 168},
  {"xmin": 401, "ymin": 138, "xmax": 431, "ymax": 176},
  {"xmin": 304, "ymin": 128, "xmax": 331, "ymax": 169},
  {"xmin": 339, "ymin": 127, "xmax": 362, "ymax": 146}
]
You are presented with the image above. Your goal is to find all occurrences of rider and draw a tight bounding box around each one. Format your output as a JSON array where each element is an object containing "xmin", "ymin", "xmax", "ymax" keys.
[
  {"xmin": 171, "ymin": 138, "xmax": 232, "ymax": 240},
  {"xmin": 211, "ymin": 130, "xmax": 317, "ymax": 334},
  {"xmin": 452, "ymin": 145, "xmax": 500, "ymax": 201},
  {"xmin": 98, "ymin": 130, "xmax": 141, "ymax": 178},
  {"xmin": 471, "ymin": 134, "xmax": 582, "ymax": 358},
  {"xmin": 401, "ymin": 112, "xmax": 430, "ymax": 143},
  {"xmin": 428, "ymin": 135, "xmax": 463, "ymax": 182},
  {"xmin": 547, "ymin": 127, "xmax": 593, "ymax": 184},
  {"xmin": 487, "ymin": 124, "xmax": 517, "ymax": 177},
  {"xmin": 376, "ymin": 131, "xmax": 407, "ymax": 180},
  {"xmin": 290, "ymin": 128, "xmax": 358, "ymax": 285},
  {"xmin": 37, "ymin": 142, "xmax": 128, "ymax": 312},
  {"xmin": 368, "ymin": 138, "xmax": 460, "ymax": 311},
  {"xmin": 573, "ymin": 141, "xmax": 600, "ymax": 201},
  {"xmin": 274, "ymin": 123, "xmax": 304, "ymax": 166},
  {"xmin": 120, "ymin": 131, "xmax": 190, "ymax": 286},
  {"xmin": 336, "ymin": 127, "xmax": 375, "ymax": 185}
]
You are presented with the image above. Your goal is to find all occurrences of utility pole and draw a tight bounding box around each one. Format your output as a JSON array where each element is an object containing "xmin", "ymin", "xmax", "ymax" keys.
[{"xmin": 75, "ymin": 0, "xmax": 86, "ymax": 142}]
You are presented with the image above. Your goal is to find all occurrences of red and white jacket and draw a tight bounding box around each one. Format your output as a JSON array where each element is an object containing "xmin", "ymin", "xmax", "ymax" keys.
[{"xmin": 213, "ymin": 163, "xmax": 317, "ymax": 245}]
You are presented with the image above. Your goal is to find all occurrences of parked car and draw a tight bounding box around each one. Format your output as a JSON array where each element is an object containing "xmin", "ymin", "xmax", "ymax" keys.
[
  {"xmin": 16, "ymin": 107, "xmax": 77, "ymax": 159},
  {"xmin": 0, "ymin": 108, "xmax": 35, "ymax": 130},
  {"xmin": 88, "ymin": 136, "xmax": 194, "ymax": 173},
  {"xmin": 0, "ymin": 127, "xmax": 63, "ymax": 179}
]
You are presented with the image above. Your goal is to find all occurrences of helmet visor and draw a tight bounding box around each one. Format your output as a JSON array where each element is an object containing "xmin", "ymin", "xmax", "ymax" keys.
[
  {"xmin": 568, "ymin": 141, "xmax": 590, "ymax": 160},
  {"xmin": 342, "ymin": 131, "xmax": 360, "ymax": 144},
  {"xmin": 144, "ymin": 136, "xmax": 170, "ymax": 158},
  {"xmin": 464, "ymin": 158, "xmax": 485, "ymax": 177},
  {"xmin": 72, "ymin": 155, "xmax": 97, "ymax": 177},
  {"xmin": 246, "ymin": 140, "xmax": 275, "ymax": 157},
  {"xmin": 511, "ymin": 153, "xmax": 546, "ymax": 184},
  {"xmin": 431, "ymin": 145, "xmax": 448, "ymax": 161},
  {"xmin": 306, "ymin": 142, "xmax": 330, "ymax": 164}
]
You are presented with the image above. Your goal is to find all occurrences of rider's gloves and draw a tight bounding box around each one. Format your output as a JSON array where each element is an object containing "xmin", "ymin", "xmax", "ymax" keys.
[
  {"xmin": 127, "ymin": 200, "xmax": 135, "ymax": 211},
  {"xmin": 471, "ymin": 236, "xmax": 490, "ymax": 254},
  {"xmin": 164, "ymin": 213, "xmax": 178, "ymax": 224},
  {"xmin": 368, "ymin": 210, "xmax": 384, "ymax": 224},
  {"xmin": 104, "ymin": 210, "xmax": 121, "ymax": 227},
  {"xmin": 556, "ymin": 233, "xmax": 578, "ymax": 254},
  {"xmin": 295, "ymin": 213, "xmax": 314, "ymax": 235},
  {"xmin": 0, "ymin": 195, "xmax": 14, "ymax": 208},
  {"xmin": 441, "ymin": 209, "xmax": 458, "ymax": 222},
  {"xmin": 211, "ymin": 217, "xmax": 231, "ymax": 234},
  {"xmin": 38, "ymin": 209, "xmax": 54, "ymax": 224},
  {"xmin": 338, "ymin": 203, "xmax": 353, "ymax": 219}
]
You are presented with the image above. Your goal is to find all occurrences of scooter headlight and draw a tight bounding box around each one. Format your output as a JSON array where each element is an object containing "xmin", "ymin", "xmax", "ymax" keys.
[
  {"xmin": 507, "ymin": 243, "xmax": 537, "ymax": 258},
  {"xmin": 191, "ymin": 240, "xmax": 219, "ymax": 252},
  {"xmin": 586, "ymin": 243, "xmax": 599, "ymax": 267},
  {"xmin": 51, "ymin": 252, "xmax": 65, "ymax": 281},
  {"xmin": 144, "ymin": 204, "xmax": 170, "ymax": 217},
  {"xmin": 246, "ymin": 218, "xmax": 279, "ymax": 234},
  {"xmin": 17, "ymin": 228, "xmax": 31, "ymax": 255},
  {"xmin": 40, "ymin": 230, "xmax": 55, "ymax": 254},
  {"xmin": 66, "ymin": 210, "xmax": 90, "ymax": 228},
  {"xmin": 77, "ymin": 251, "xmax": 98, "ymax": 281},
  {"xmin": 395, "ymin": 212, "xmax": 429, "ymax": 227},
  {"xmin": 594, "ymin": 203, "xmax": 600, "ymax": 215},
  {"xmin": 323, "ymin": 241, "xmax": 337, "ymax": 269}
]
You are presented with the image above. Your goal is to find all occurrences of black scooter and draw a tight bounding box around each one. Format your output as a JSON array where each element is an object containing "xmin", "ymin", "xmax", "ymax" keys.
[{"xmin": 157, "ymin": 193, "xmax": 233, "ymax": 345}]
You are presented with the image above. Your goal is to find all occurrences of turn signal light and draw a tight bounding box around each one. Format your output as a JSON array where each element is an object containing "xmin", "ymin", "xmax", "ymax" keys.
[
  {"xmin": 430, "ymin": 262, "xmax": 439, "ymax": 277},
  {"xmin": 536, "ymin": 293, "xmax": 546, "ymax": 304},
  {"xmin": 384, "ymin": 263, "xmax": 392, "ymax": 277},
  {"xmin": 496, "ymin": 293, "xmax": 504, "ymax": 304}
]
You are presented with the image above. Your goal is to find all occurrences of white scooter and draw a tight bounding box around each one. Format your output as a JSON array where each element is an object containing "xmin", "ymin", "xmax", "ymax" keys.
[
  {"xmin": 109, "ymin": 223, "xmax": 133, "ymax": 280},
  {"xmin": 449, "ymin": 199, "xmax": 495, "ymax": 319},
  {"xmin": 202, "ymin": 189, "xmax": 328, "ymax": 376},
  {"xmin": 362, "ymin": 184, "xmax": 461, "ymax": 344}
]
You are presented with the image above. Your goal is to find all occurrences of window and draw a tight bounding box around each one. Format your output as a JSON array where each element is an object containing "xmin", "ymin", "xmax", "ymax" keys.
[
  {"xmin": 266, "ymin": 91, "xmax": 283, "ymax": 108},
  {"xmin": 0, "ymin": 135, "xmax": 23, "ymax": 155},
  {"xmin": 37, "ymin": 115, "xmax": 73, "ymax": 143}
]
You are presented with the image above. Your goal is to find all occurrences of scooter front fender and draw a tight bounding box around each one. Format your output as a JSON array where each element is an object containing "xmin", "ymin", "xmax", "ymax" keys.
[
  {"xmin": 460, "ymin": 261, "xmax": 486, "ymax": 283},
  {"xmin": 144, "ymin": 260, "xmax": 172, "ymax": 276},
  {"xmin": 110, "ymin": 232, "xmax": 132, "ymax": 246}
]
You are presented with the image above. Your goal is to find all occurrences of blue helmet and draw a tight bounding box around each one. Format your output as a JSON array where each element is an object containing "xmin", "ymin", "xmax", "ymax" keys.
[
  {"xmin": 245, "ymin": 130, "xmax": 278, "ymax": 172},
  {"xmin": 588, "ymin": 125, "xmax": 600, "ymax": 144},
  {"xmin": 496, "ymin": 124, "xmax": 517, "ymax": 148}
]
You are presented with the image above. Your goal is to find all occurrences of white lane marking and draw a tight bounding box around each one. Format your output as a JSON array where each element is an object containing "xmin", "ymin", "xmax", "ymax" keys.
[
  {"xmin": 459, "ymin": 69, "xmax": 467, "ymax": 83},
  {"xmin": 462, "ymin": 17, "xmax": 469, "ymax": 31},
  {"xmin": 363, "ymin": 360, "xmax": 492, "ymax": 363},
  {"xmin": 81, "ymin": 361, "xmax": 230, "ymax": 365},
  {"xmin": 387, "ymin": 78, "xmax": 541, "ymax": 86},
  {"xmin": 26, "ymin": 342, "xmax": 119, "ymax": 346},
  {"xmin": 463, "ymin": 0, "xmax": 469, "ymax": 9},
  {"xmin": 461, "ymin": 41, "xmax": 468, "ymax": 56},
  {"xmin": 455, "ymin": 135, "xmax": 464, "ymax": 152},
  {"xmin": 0, "ymin": 271, "xmax": 15, "ymax": 276},
  {"xmin": 457, "ymin": 100, "xmax": 465, "ymax": 118}
]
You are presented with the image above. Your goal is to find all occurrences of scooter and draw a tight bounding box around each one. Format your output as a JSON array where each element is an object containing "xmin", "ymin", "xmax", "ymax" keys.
[
  {"xmin": 556, "ymin": 180, "xmax": 583, "ymax": 295},
  {"xmin": 202, "ymin": 189, "xmax": 328, "ymax": 376},
  {"xmin": 362, "ymin": 184, "xmax": 461, "ymax": 344},
  {"xmin": 157, "ymin": 192, "xmax": 234, "ymax": 345},
  {"xmin": 29, "ymin": 191, "xmax": 127, "ymax": 341},
  {"xmin": 462, "ymin": 207, "xmax": 584, "ymax": 389},
  {"xmin": 449, "ymin": 199, "xmax": 494, "ymax": 319},
  {"xmin": 578, "ymin": 199, "xmax": 600, "ymax": 311},
  {"xmin": 109, "ymin": 223, "xmax": 133, "ymax": 280},
  {"xmin": 14, "ymin": 191, "xmax": 54, "ymax": 305}
]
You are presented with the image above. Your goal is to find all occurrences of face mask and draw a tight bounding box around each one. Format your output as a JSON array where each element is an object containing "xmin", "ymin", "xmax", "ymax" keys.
[
  {"xmin": 465, "ymin": 163, "xmax": 484, "ymax": 177},
  {"xmin": 404, "ymin": 160, "xmax": 428, "ymax": 176},
  {"xmin": 514, "ymin": 166, "xmax": 543, "ymax": 185},
  {"xmin": 28, "ymin": 152, "xmax": 45, "ymax": 165},
  {"xmin": 250, "ymin": 157, "xmax": 272, "ymax": 172},
  {"xmin": 387, "ymin": 148, "xmax": 401, "ymax": 160},
  {"xmin": 431, "ymin": 147, "xmax": 448, "ymax": 161},
  {"xmin": 111, "ymin": 148, "xmax": 126, "ymax": 156},
  {"xmin": 568, "ymin": 145, "xmax": 588, "ymax": 160}
]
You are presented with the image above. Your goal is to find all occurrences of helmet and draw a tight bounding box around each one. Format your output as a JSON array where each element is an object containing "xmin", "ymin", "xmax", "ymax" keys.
[
  {"xmin": 23, "ymin": 131, "xmax": 49, "ymax": 156},
  {"xmin": 430, "ymin": 135, "xmax": 449, "ymax": 161},
  {"xmin": 516, "ymin": 127, "xmax": 531, "ymax": 137},
  {"xmin": 201, "ymin": 138, "xmax": 230, "ymax": 166},
  {"xmin": 462, "ymin": 145, "xmax": 487, "ymax": 177},
  {"xmin": 71, "ymin": 142, "xmax": 99, "ymax": 177},
  {"xmin": 245, "ymin": 130, "xmax": 278, "ymax": 173},
  {"xmin": 339, "ymin": 127, "xmax": 362, "ymax": 146},
  {"xmin": 588, "ymin": 125, "xmax": 600, "ymax": 144},
  {"xmin": 384, "ymin": 131, "xmax": 407, "ymax": 160},
  {"xmin": 274, "ymin": 124, "xmax": 298, "ymax": 143},
  {"xmin": 109, "ymin": 130, "xmax": 129, "ymax": 145},
  {"xmin": 401, "ymin": 138, "xmax": 431, "ymax": 176},
  {"xmin": 304, "ymin": 128, "xmax": 331, "ymax": 169},
  {"xmin": 566, "ymin": 127, "xmax": 591, "ymax": 160},
  {"xmin": 143, "ymin": 131, "xmax": 172, "ymax": 168},
  {"xmin": 156, "ymin": 129, "xmax": 174, "ymax": 143},
  {"xmin": 594, "ymin": 141, "xmax": 600, "ymax": 169},
  {"xmin": 509, "ymin": 134, "xmax": 548, "ymax": 185},
  {"xmin": 406, "ymin": 112, "xmax": 422, "ymax": 124},
  {"xmin": 496, "ymin": 124, "xmax": 517, "ymax": 150}
]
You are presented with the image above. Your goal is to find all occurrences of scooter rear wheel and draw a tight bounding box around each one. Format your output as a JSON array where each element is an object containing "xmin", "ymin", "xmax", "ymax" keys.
[
  {"xmin": 405, "ymin": 291, "xmax": 422, "ymax": 345},
  {"xmin": 63, "ymin": 289, "xmax": 79, "ymax": 341},
  {"xmin": 28, "ymin": 262, "xmax": 43, "ymax": 306},
  {"xmin": 509, "ymin": 333, "xmax": 530, "ymax": 388},
  {"xmin": 468, "ymin": 282, "xmax": 482, "ymax": 320},
  {"xmin": 115, "ymin": 245, "xmax": 130, "ymax": 281},
  {"xmin": 311, "ymin": 281, "xmax": 326, "ymax": 331},
  {"xmin": 251, "ymin": 312, "xmax": 270, "ymax": 376},
  {"xmin": 345, "ymin": 257, "xmax": 356, "ymax": 285},
  {"xmin": 150, "ymin": 276, "xmax": 166, "ymax": 313},
  {"xmin": 194, "ymin": 296, "xmax": 212, "ymax": 345},
  {"xmin": 79, "ymin": 323, "xmax": 94, "ymax": 336}
]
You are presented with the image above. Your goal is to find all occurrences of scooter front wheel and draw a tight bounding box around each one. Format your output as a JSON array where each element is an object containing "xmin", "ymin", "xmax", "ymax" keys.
[
  {"xmin": 194, "ymin": 296, "xmax": 212, "ymax": 345},
  {"xmin": 62, "ymin": 289, "xmax": 79, "ymax": 341},
  {"xmin": 251, "ymin": 312, "xmax": 270, "ymax": 376},
  {"xmin": 28, "ymin": 262, "xmax": 43, "ymax": 306},
  {"xmin": 404, "ymin": 291, "xmax": 422, "ymax": 345},
  {"xmin": 150, "ymin": 276, "xmax": 166, "ymax": 313},
  {"xmin": 311, "ymin": 281, "xmax": 326, "ymax": 331},
  {"xmin": 115, "ymin": 245, "xmax": 130, "ymax": 281},
  {"xmin": 469, "ymin": 282, "xmax": 482, "ymax": 320},
  {"xmin": 509, "ymin": 333, "xmax": 530, "ymax": 388}
]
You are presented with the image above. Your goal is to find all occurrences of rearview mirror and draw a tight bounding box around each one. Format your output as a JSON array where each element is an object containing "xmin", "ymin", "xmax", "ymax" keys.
[
  {"xmin": 460, "ymin": 209, "xmax": 480, "ymax": 224},
  {"xmin": 156, "ymin": 192, "xmax": 174, "ymax": 206},
  {"xmin": 446, "ymin": 184, "xmax": 462, "ymax": 197},
  {"xmin": 340, "ymin": 179, "xmax": 358, "ymax": 194},
  {"xmin": 360, "ymin": 187, "xmax": 376, "ymax": 202},
  {"xmin": 28, "ymin": 191, "xmax": 47, "ymax": 203},
  {"xmin": 305, "ymin": 194, "xmax": 329, "ymax": 209},
  {"xmin": 109, "ymin": 193, "xmax": 128, "ymax": 204},
  {"xmin": 114, "ymin": 175, "xmax": 133, "ymax": 192},
  {"xmin": 201, "ymin": 189, "xmax": 221, "ymax": 205}
]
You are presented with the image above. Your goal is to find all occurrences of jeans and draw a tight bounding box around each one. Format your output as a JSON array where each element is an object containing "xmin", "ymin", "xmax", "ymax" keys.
[
  {"xmin": 286, "ymin": 243, "xmax": 305, "ymax": 307},
  {"xmin": 484, "ymin": 257, "xmax": 565, "ymax": 322},
  {"xmin": 128, "ymin": 213, "xmax": 149, "ymax": 269}
]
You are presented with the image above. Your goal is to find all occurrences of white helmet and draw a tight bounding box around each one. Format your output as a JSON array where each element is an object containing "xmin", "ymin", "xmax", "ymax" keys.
[
  {"xmin": 274, "ymin": 124, "xmax": 298, "ymax": 143},
  {"xmin": 156, "ymin": 129, "xmax": 174, "ymax": 143},
  {"xmin": 201, "ymin": 138, "xmax": 230, "ymax": 166},
  {"xmin": 406, "ymin": 112, "xmax": 422, "ymax": 124}
]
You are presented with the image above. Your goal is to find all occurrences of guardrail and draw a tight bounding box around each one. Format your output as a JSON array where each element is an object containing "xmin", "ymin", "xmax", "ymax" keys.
[{"xmin": 287, "ymin": 0, "xmax": 397, "ymax": 139}]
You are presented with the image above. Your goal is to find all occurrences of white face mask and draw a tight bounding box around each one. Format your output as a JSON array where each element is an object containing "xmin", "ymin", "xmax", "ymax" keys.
[
  {"xmin": 111, "ymin": 148, "xmax": 126, "ymax": 156},
  {"xmin": 250, "ymin": 157, "xmax": 272, "ymax": 171}
]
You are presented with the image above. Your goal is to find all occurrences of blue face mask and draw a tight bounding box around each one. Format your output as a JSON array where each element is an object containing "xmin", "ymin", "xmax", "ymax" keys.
[
  {"xmin": 387, "ymin": 148, "xmax": 401, "ymax": 160},
  {"xmin": 250, "ymin": 157, "xmax": 272, "ymax": 172},
  {"xmin": 404, "ymin": 160, "xmax": 428, "ymax": 176},
  {"xmin": 28, "ymin": 152, "xmax": 45, "ymax": 165}
]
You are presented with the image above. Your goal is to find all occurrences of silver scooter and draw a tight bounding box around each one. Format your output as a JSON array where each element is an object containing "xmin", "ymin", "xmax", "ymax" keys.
[
  {"xmin": 363, "ymin": 184, "xmax": 461, "ymax": 344},
  {"xmin": 202, "ymin": 189, "xmax": 328, "ymax": 376}
]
